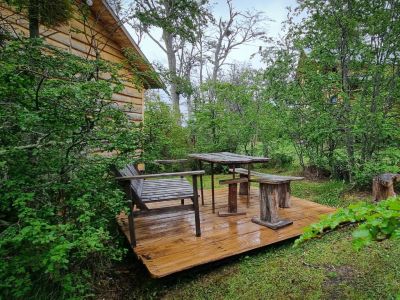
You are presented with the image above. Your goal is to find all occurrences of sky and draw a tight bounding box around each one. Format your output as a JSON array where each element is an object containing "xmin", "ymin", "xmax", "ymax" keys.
[{"xmin": 134, "ymin": 0, "xmax": 298, "ymax": 68}]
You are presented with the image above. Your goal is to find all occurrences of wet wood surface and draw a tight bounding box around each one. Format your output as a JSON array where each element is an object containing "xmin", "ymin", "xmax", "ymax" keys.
[
  {"xmin": 117, "ymin": 188, "xmax": 335, "ymax": 278},
  {"xmin": 188, "ymin": 152, "xmax": 270, "ymax": 164}
]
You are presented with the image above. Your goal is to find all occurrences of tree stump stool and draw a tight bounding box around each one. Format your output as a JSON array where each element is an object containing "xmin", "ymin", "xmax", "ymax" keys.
[
  {"xmin": 372, "ymin": 173, "xmax": 400, "ymax": 202},
  {"xmin": 251, "ymin": 179, "xmax": 293, "ymax": 229},
  {"xmin": 218, "ymin": 178, "xmax": 247, "ymax": 216}
]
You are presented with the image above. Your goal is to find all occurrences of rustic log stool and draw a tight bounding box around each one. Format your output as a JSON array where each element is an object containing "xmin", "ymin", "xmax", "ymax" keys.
[
  {"xmin": 251, "ymin": 178, "xmax": 293, "ymax": 229},
  {"xmin": 372, "ymin": 173, "xmax": 400, "ymax": 202},
  {"xmin": 218, "ymin": 178, "xmax": 248, "ymax": 216}
]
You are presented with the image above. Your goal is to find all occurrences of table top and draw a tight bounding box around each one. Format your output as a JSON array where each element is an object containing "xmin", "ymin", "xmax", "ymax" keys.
[{"xmin": 188, "ymin": 152, "xmax": 270, "ymax": 164}]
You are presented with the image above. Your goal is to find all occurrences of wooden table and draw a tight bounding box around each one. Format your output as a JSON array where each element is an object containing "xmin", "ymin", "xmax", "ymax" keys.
[{"xmin": 188, "ymin": 152, "xmax": 270, "ymax": 214}]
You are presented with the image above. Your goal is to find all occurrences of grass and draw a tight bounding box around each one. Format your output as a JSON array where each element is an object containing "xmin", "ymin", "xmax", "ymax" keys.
[{"xmin": 97, "ymin": 166, "xmax": 399, "ymax": 300}]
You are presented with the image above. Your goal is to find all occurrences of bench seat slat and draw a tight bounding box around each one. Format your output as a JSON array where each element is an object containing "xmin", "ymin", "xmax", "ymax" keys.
[{"xmin": 140, "ymin": 178, "xmax": 194, "ymax": 202}]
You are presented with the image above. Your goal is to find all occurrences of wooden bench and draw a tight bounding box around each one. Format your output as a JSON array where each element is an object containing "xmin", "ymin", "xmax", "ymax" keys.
[
  {"xmin": 114, "ymin": 164, "xmax": 205, "ymax": 247},
  {"xmin": 230, "ymin": 168, "xmax": 304, "ymax": 229}
]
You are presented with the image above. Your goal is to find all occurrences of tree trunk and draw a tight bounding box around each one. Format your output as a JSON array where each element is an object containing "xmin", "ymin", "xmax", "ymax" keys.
[
  {"xmin": 28, "ymin": 0, "xmax": 40, "ymax": 38},
  {"xmin": 162, "ymin": 30, "xmax": 180, "ymax": 118}
]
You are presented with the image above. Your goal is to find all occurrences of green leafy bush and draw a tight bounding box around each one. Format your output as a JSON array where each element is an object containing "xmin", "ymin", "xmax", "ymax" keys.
[
  {"xmin": 354, "ymin": 148, "xmax": 400, "ymax": 188},
  {"xmin": 295, "ymin": 197, "xmax": 400, "ymax": 250},
  {"xmin": 141, "ymin": 94, "xmax": 190, "ymax": 172},
  {"xmin": 0, "ymin": 37, "xmax": 139, "ymax": 298}
]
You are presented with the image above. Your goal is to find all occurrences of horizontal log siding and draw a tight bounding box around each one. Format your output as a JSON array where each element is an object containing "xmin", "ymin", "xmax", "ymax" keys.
[{"xmin": 0, "ymin": 4, "xmax": 144, "ymax": 122}]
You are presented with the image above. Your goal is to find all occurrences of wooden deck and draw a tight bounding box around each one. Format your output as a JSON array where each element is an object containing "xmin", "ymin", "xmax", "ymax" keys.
[{"xmin": 117, "ymin": 188, "xmax": 335, "ymax": 278}]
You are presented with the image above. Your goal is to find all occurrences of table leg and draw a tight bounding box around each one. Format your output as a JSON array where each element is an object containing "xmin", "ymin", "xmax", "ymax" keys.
[
  {"xmin": 199, "ymin": 161, "xmax": 204, "ymax": 205},
  {"xmin": 211, "ymin": 162, "xmax": 215, "ymax": 213},
  {"xmin": 247, "ymin": 164, "xmax": 251, "ymax": 207}
]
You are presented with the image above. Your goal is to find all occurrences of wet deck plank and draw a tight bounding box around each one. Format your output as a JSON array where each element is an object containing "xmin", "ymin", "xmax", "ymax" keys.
[{"xmin": 117, "ymin": 188, "xmax": 335, "ymax": 278}]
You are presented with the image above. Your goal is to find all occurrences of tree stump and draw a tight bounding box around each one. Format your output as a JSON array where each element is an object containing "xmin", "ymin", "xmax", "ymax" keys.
[
  {"xmin": 372, "ymin": 173, "xmax": 400, "ymax": 202},
  {"xmin": 251, "ymin": 182, "xmax": 293, "ymax": 229}
]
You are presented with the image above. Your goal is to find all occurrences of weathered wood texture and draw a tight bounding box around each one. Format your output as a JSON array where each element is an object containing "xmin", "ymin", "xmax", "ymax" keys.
[
  {"xmin": 230, "ymin": 168, "xmax": 304, "ymax": 183},
  {"xmin": 117, "ymin": 188, "xmax": 335, "ymax": 278},
  {"xmin": 251, "ymin": 182, "xmax": 293, "ymax": 230},
  {"xmin": 189, "ymin": 152, "xmax": 270, "ymax": 164},
  {"xmin": 189, "ymin": 152, "xmax": 270, "ymax": 212},
  {"xmin": 372, "ymin": 173, "xmax": 400, "ymax": 202},
  {"xmin": 0, "ymin": 2, "xmax": 160, "ymax": 123},
  {"xmin": 115, "ymin": 165, "xmax": 204, "ymax": 247},
  {"xmin": 218, "ymin": 178, "xmax": 247, "ymax": 216},
  {"xmin": 239, "ymin": 174, "xmax": 249, "ymax": 195}
]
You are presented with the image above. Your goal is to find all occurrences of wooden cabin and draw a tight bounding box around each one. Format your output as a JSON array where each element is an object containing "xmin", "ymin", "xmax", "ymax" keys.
[{"xmin": 0, "ymin": 0, "xmax": 162, "ymax": 123}]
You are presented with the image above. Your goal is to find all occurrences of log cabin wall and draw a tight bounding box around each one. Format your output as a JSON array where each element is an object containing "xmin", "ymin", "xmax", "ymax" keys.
[{"xmin": 0, "ymin": 2, "xmax": 156, "ymax": 123}]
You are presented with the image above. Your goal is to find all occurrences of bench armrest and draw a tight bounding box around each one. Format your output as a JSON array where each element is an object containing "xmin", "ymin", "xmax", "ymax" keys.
[{"xmin": 116, "ymin": 170, "xmax": 205, "ymax": 181}]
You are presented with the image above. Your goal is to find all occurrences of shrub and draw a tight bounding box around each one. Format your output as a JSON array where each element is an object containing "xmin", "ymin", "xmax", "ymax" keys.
[
  {"xmin": 141, "ymin": 94, "xmax": 190, "ymax": 173},
  {"xmin": 295, "ymin": 197, "xmax": 400, "ymax": 250},
  {"xmin": 354, "ymin": 148, "xmax": 400, "ymax": 188},
  {"xmin": 0, "ymin": 37, "xmax": 140, "ymax": 298}
]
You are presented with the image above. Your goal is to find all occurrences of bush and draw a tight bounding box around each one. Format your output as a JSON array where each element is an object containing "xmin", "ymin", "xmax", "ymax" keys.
[
  {"xmin": 0, "ymin": 38, "xmax": 139, "ymax": 298},
  {"xmin": 295, "ymin": 197, "xmax": 400, "ymax": 250},
  {"xmin": 269, "ymin": 152, "xmax": 294, "ymax": 168},
  {"xmin": 142, "ymin": 94, "xmax": 190, "ymax": 173},
  {"xmin": 353, "ymin": 148, "xmax": 400, "ymax": 188}
]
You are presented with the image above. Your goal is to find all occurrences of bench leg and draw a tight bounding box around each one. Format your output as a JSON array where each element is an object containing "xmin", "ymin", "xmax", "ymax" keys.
[
  {"xmin": 239, "ymin": 174, "xmax": 248, "ymax": 195},
  {"xmin": 218, "ymin": 182, "xmax": 246, "ymax": 217},
  {"xmin": 192, "ymin": 175, "xmax": 201, "ymax": 236},
  {"xmin": 251, "ymin": 183, "xmax": 292, "ymax": 229},
  {"xmin": 278, "ymin": 182, "xmax": 291, "ymax": 208},
  {"xmin": 200, "ymin": 175, "xmax": 204, "ymax": 205},
  {"xmin": 127, "ymin": 201, "xmax": 137, "ymax": 247}
]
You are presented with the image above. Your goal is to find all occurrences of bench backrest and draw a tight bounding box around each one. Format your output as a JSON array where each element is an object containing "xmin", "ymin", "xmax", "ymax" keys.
[{"xmin": 117, "ymin": 164, "xmax": 144, "ymax": 199}]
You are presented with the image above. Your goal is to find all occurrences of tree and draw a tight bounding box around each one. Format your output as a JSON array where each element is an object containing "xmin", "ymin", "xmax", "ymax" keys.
[
  {"xmin": 6, "ymin": 0, "xmax": 73, "ymax": 38},
  {"xmin": 261, "ymin": 0, "xmax": 400, "ymax": 184},
  {"xmin": 127, "ymin": 0, "xmax": 210, "ymax": 116},
  {"xmin": 0, "ymin": 36, "xmax": 140, "ymax": 298},
  {"xmin": 207, "ymin": 0, "xmax": 265, "ymax": 83}
]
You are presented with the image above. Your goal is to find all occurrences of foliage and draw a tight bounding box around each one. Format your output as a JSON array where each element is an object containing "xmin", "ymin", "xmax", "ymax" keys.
[
  {"xmin": 295, "ymin": 197, "xmax": 400, "ymax": 250},
  {"xmin": 5, "ymin": 0, "xmax": 73, "ymax": 27},
  {"xmin": 0, "ymin": 37, "xmax": 140, "ymax": 298},
  {"xmin": 131, "ymin": 0, "xmax": 209, "ymax": 43},
  {"xmin": 190, "ymin": 68, "xmax": 281, "ymax": 155},
  {"xmin": 260, "ymin": 0, "xmax": 400, "ymax": 184},
  {"xmin": 141, "ymin": 93, "xmax": 190, "ymax": 171}
]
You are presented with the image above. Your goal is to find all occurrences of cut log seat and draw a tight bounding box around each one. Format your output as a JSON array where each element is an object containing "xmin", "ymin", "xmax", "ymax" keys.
[{"xmin": 372, "ymin": 173, "xmax": 400, "ymax": 202}]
